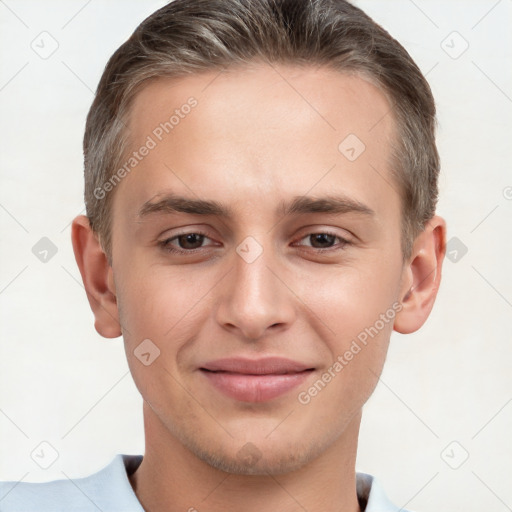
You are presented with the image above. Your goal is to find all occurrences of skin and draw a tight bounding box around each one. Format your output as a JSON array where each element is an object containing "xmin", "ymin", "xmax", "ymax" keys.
[{"xmin": 72, "ymin": 63, "xmax": 446, "ymax": 512}]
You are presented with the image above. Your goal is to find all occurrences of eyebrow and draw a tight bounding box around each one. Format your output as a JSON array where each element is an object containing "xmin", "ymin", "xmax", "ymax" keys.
[{"xmin": 137, "ymin": 193, "xmax": 375, "ymax": 219}]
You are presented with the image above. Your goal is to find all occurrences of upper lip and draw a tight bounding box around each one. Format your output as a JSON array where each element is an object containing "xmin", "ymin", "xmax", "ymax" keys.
[{"xmin": 200, "ymin": 357, "xmax": 314, "ymax": 375}]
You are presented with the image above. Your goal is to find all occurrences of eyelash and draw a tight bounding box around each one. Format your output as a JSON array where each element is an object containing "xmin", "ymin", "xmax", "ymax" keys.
[{"xmin": 158, "ymin": 230, "xmax": 352, "ymax": 255}]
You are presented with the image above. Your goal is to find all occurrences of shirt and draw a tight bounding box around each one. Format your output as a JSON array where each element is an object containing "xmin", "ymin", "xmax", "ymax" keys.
[{"xmin": 0, "ymin": 454, "xmax": 413, "ymax": 511}]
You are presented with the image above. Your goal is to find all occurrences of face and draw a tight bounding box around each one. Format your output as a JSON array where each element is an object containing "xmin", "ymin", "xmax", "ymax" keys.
[{"xmin": 110, "ymin": 64, "xmax": 407, "ymax": 474}]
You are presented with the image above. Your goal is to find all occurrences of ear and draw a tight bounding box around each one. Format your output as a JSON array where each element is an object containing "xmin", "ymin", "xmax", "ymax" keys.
[
  {"xmin": 71, "ymin": 215, "xmax": 122, "ymax": 338},
  {"xmin": 394, "ymin": 215, "xmax": 447, "ymax": 334}
]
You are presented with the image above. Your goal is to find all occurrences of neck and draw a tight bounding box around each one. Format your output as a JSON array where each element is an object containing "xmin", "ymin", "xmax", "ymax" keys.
[{"xmin": 129, "ymin": 402, "xmax": 362, "ymax": 512}]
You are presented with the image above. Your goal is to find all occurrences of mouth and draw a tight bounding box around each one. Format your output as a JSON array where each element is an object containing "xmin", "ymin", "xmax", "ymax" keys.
[{"xmin": 199, "ymin": 357, "xmax": 315, "ymax": 402}]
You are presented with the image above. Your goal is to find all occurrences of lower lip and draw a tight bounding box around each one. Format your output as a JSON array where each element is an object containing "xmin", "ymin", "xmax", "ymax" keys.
[{"xmin": 201, "ymin": 370, "xmax": 313, "ymax": 402}]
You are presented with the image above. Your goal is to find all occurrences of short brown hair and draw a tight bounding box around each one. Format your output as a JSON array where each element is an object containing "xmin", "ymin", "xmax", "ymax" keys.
[{"xmin": 83, "ymin": 0, "xmax": 439, "ymax": 264}]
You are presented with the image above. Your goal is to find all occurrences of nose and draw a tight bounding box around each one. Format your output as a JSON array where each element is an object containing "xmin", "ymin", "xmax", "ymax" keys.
[{"xmin": 214, "ymin": 241, "xmax": 296, "ymax": 341}]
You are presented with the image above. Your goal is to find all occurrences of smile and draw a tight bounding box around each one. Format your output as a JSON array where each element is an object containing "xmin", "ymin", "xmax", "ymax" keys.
[{"xmin": 199, "ymin": 357, "xmax": 315, "ymax": 402}]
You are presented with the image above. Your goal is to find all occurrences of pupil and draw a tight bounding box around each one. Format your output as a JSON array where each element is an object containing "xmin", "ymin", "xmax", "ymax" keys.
[
  {"xmin": 311, "ymin": 233, "xmax": 335, "ymax": 248},
  {"xmin": 179, "ymin": 233, "xmax": 204, "ymax": 249}
]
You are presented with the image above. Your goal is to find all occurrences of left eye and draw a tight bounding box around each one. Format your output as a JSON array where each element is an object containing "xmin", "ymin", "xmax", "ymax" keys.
[{"xmin": 295, "ymin": 232, "xmax": 349, "ymax": 250}]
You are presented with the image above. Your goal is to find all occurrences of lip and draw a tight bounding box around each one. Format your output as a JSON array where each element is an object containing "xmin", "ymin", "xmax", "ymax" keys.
[{"xmin": 199, "ymin": 357, "xmax": 315, "ymax": 402}]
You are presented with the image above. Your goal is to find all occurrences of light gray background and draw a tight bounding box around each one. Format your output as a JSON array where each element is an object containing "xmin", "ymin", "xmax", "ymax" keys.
[{"xmin": 0, "ymin": 1, "xmax": 511, "ymax": 510}]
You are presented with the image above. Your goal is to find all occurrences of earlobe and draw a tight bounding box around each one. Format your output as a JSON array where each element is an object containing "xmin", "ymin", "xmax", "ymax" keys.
[
  {"xmin": 394, "ymin": 215, "xmax": 446, "ymax": 334},
  {"xmin": 71, "ymin": 215, "xmax": 122, "ymax": 338}
]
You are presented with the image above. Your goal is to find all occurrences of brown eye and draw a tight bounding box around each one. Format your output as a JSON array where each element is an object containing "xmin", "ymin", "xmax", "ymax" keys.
[
  {"xmin": 159, "ymin": 231, "xmax": 213, "ymax": 254},
  {"xmin": 176, "ymin": 233, "xmax": 205, "ymax": 249},
  {"xmin": 294, "ymin": 231, "xmax": 351, "ymax": 253},
  {"xmin": 308, "ymin": 233, "xmax": 337, "ymax": 249}
]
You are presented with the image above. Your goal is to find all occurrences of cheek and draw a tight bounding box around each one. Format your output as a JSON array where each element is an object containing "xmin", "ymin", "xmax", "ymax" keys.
[
  {"xmin": 295, "ymin": 276, "xmax": 395, "ymax": 418},
  {"xmin": 298, "ymin": 259, "xmax": 402, "ymax": 346},
  {"xmin": 115, "ymin": 264, "xmax": 219, "ymax": 349},
  {"xmin": 291, "ymin": 259, "xmax": 400, "ymax": 408},
  {"xmin": 117, "ymin": 262, "xmax": 179, "ymax": 323},
  {"xmin": 114, "ymin": 267, "xmax": 213, "ymax": 406}
]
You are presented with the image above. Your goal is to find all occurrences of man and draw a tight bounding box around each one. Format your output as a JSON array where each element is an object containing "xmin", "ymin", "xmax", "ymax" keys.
[{"xmin": 0, "ymin": 0, "xmax": 446, "ymax": 510}]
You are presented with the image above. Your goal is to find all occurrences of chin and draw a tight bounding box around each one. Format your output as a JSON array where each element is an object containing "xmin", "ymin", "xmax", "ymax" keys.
[
  {"xmin": 197, "ymin": 445, "xmax": 312, "ymax": 475},
  {"xmin": 179, "ymin": 429, "xmax": 328, "ymax": 476}
]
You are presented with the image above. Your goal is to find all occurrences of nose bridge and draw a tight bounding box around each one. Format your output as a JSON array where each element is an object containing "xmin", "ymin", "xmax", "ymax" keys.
[{"xmin": 215, "ymin": 235, "xmax": 295, "ymax": 339}]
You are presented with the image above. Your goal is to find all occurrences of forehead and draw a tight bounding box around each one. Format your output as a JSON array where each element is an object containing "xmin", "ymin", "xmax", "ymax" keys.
[{"xmin": 113, "ymin": 63, "xmax": 398, "ymax": 225}]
